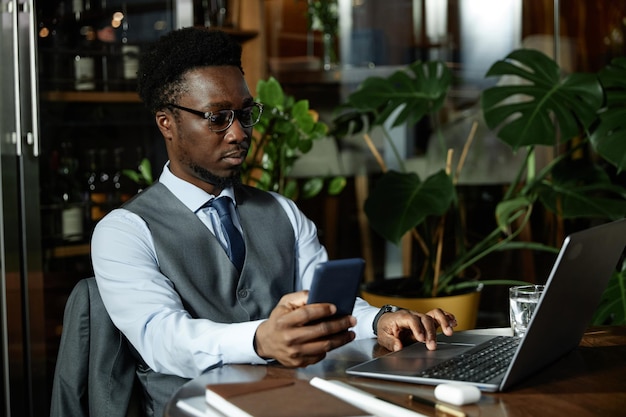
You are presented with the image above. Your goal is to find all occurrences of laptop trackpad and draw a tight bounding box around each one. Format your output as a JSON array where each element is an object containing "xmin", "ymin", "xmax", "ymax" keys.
[{"xmin": 350, "ymin": 334, "xmax": 495, "ymax": 376}]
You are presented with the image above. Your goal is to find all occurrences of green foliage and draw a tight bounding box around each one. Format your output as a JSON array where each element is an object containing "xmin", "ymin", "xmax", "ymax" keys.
[
  {"xmin": 482, "ymin": 49, "xmax": 603, "ymax": 149},
  {"xmin": 345, "ymin": 60, "xmax": 452, "ymax": 129},
  {"xmin": 483, "ymin": 50, "xmax": 626, "ymax": 230},
  {"xmin": 592, "ymin": 262, "xmax": 626, "ymax": 325},
  {"xmin": 305, "ymin": 0, "xmax": 339, "ymax": 34},
  {"xmin": 333, "ymin": 49, "xmax": 626, "ymax": 298},
  {"xmin": 335, "ymin": 60, "xmax": 458, "ymax": 248},
  {"xmin": 122, "ymin": 158, "xmax": 153, "ymax": 187},
  {"xmin": 245, "ymin": 77, "xmax": 345, "ymax": 200},
  {"xmin": 591, "ymin": 57, "xmax": 626, "ymax": 171},
  {"xmin": 364, "ymin": 170, "xmax": 455, "ymax": 245}
]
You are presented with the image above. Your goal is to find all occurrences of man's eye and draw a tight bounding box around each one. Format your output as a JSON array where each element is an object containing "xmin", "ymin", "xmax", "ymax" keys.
[
  {"xmin": 240, "ymin": 108, "xmax": 254, "ymax": 120},
  {"xmin": 210, "ymin": 111, "xmax": 230, "ymax": 125}
]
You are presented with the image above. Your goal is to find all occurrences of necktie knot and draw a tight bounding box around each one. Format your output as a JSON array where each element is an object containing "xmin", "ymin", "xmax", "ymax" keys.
[{"xmin": 208, "ymin": 197, "xmax": 245, "ymax": 272}]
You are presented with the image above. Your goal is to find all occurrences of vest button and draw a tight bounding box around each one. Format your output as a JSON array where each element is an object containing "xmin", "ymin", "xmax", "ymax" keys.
[{"xmin": 238, "ymin": 289, "xmax": 249, "ymax": 298}]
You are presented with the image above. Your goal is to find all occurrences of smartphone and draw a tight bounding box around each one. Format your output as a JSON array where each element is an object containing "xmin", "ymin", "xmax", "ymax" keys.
[{"xmin": 307, "ymin": 258, "xmax": 365, "ymax": 316}]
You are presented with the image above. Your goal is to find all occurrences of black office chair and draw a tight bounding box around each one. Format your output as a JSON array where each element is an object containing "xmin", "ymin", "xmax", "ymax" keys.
[{"xmin": 50, "ymin": 277, "xmax": 143, "ymax": 417}]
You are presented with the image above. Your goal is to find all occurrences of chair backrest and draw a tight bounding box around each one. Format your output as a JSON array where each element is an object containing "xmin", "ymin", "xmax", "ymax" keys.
[{"xmin": 50, "ymin": 277, "xmax": 141, "ymax": 417}]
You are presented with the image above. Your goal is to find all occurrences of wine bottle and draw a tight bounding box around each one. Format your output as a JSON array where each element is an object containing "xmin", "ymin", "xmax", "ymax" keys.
[
  {"xmin": 72, "ymin": 0, "xmax": 99, "ymax": 90},
  {"xmin": 57, "ymin": 140, "xmax": 85, "ymax": 242},
  {"xmin": 121, "ymin": 44, "xmax": 139, "ymax": 84},
  {"xmin": 120, "ymin": 3, "xmax": 140, "ymax": 90}
]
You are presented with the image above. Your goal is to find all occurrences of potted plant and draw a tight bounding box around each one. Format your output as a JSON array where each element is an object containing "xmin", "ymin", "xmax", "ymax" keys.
[
  {"xmin": 332, "ymin": 50, "xmax": 626, "ymax": 328},
  {"xmin": 243, "ymin": 76, "xmax": 346, "ymax": 200}
]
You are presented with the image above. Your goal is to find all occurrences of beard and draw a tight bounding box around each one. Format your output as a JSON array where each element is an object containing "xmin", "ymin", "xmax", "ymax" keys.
[{"xmin": 192, "ymin": 163, "xmax": 242, "ymax": 189}]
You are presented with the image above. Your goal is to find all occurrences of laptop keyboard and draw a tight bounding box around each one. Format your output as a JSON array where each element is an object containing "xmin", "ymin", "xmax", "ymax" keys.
[{"xmin": 415, "ymin": 336, "xmax": 521, "ymax": 383}]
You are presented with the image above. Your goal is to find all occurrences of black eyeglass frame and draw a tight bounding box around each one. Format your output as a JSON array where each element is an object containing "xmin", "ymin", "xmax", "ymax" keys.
[{"xmin": 166, "ymin": 102, "xmax": 264, "ymax": 132}]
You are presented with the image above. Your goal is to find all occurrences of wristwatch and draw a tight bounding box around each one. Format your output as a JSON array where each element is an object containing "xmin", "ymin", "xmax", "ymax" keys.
[{"xmin": 372, "ymin": 304, "xmax": 402, "ymax": 335}]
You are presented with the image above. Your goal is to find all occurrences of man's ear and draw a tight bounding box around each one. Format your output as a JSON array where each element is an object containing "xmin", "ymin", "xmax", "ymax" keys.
[{"xmin": 156, "ymin": 110, "xmax": 173, "ymax": 140}]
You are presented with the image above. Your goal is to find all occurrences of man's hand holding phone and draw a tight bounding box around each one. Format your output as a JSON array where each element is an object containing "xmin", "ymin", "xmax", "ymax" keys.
[{"xmin": 254, "ymin": 259, "xmax": 365, "ymax": 367}]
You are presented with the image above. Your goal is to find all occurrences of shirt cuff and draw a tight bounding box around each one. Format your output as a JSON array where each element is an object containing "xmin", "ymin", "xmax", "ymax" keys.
[
  {"xmin": 219, "ymin": 319, "xmax": 270, "ymax": 365},
  {"xmin": 352, "ymin": 297, "xmax": 380, "ymax": 339}
]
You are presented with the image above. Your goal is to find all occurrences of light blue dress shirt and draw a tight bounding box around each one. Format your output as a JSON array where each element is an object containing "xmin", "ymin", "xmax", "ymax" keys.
[{"xmin": 92, "ymin": 163, "xmax": 378, "ymax": 378}]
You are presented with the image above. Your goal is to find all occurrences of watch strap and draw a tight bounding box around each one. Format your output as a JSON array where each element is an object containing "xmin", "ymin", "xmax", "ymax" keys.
[{"xmin": 372, "ymin": 304, "xmax": 401, "ymax": 335}]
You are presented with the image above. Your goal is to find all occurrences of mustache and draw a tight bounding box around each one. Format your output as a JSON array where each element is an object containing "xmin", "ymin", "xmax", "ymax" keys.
[{"xmin": 222, "ymin": 144, "xmax": 249, "ymax": 159}]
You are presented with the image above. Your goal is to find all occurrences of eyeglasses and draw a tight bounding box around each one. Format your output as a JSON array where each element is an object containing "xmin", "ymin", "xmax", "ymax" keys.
[{"xmin": 167, "ymin": 102, "xmax": 264, "ymax": 132}]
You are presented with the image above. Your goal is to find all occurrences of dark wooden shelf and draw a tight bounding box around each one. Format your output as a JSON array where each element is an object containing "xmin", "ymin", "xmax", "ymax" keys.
[
  {"xmin": 47, "ymin": 243, "xmax": 91, "ymax": 259},
  {"xmin": 41, "ymin": 91, "xmax": 141, "ymax": 103}
]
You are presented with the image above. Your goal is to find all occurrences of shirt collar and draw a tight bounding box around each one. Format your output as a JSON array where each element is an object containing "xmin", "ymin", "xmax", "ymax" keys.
[{"xmin": 157, "ymin": 161, "xmax": 237, "ymax": 213}]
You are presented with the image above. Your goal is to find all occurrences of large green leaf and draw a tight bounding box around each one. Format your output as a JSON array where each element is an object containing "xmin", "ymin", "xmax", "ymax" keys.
[
  {"xmin": 256, "ymin": 76, "xmax": 285, "ymax": 109},
  {"xmin": 330, "ymin": 107, "xmax": 376, "ymax": 138},
  {"xmin": 482, "ymin": 49, "xmax": 603, "ymax": 150},
  {"xmin": 591, "ymin": 57, "xmax": 626, "ymax": 172},
  {"xmin": 532, "ymin": 160, "xmax": 626, "ymax": 219},
  {"xmin": 292, "ymin": 100, "xmax": 315, "ymax": 132},
  {"xmin": 345, "ymin": 60, "xmax": 452, "ymax": 129},
  {"xmin": 364, "ymin": 170, "xmax": 455, "ymax": 244},
  {"xmin": 536, "ymin": 182, "xmax": 626, "ymax": 219}
]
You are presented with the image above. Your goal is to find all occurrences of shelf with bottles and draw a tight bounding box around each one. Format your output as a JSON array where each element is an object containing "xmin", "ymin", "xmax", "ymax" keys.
[
  {"xmin": 37, "ymin": 0, "xmax": 172, "ymax": 94},
  {"xmin": 40, "ymin": 135, "xmax": 153, "ymax": 253},
  {"xmin": 190, "ymin": 0, "xmax": 259, "ymax": 42},
  {"xmin": 38, "ymin": 89, "xmax": 161, "ymax": 256}
]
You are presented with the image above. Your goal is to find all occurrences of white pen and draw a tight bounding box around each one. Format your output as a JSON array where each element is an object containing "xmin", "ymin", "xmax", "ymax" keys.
[{"xmin": 310, "ymin": 377, "xmax": 429, "ymax": 417}]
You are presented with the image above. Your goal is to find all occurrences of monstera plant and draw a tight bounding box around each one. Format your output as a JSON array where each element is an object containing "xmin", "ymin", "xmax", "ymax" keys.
[{"xmin": 333, "ymin": 49, "xmax": 626, "ymax": 301}]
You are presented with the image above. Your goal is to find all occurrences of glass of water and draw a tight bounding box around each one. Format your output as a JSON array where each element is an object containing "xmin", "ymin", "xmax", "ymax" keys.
[{"xmin": 509, "ymin": 285, "xmax": 545, "ymax": 337}]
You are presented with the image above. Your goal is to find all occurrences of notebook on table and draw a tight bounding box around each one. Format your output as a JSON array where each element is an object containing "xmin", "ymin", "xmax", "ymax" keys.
[
  {"xmin": 177, "ymin": 379, "xmax": 374, "ymax": 417},
  {"xmin": 347, "ymin": 219, "xmax": 626, "ymax": 392}
]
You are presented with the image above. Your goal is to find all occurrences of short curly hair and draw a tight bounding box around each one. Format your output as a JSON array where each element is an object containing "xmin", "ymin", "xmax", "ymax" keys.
[{"xmin": 137, "ymin": 27, "xmax": 243, "ymax": 114}]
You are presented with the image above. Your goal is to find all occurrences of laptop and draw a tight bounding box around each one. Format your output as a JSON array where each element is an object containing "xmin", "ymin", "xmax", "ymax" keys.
[{"xmin": 347, "ymin": 219, "xmax": 626, "ymax": 392}]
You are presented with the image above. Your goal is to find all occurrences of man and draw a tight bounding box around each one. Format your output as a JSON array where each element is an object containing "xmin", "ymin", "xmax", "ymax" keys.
[{"xmin": 92, "ymin": 27, "xmax": 457, "ymax": 416}]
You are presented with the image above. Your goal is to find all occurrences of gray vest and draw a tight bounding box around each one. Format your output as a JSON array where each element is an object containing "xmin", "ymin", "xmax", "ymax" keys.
[
  {"xmin": 124, "ymin": 182, "xmax": 296, "ymax": 321},
  {"xmin": 122, "ymin": 182, "xmax": 296, "ymax": 417}
]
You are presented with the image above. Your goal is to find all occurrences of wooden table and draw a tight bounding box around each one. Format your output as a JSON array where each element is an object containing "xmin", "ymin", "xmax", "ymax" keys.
[{"xmin": 166, "ymin": 326, "xmax": 626, "ymax": 417}]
